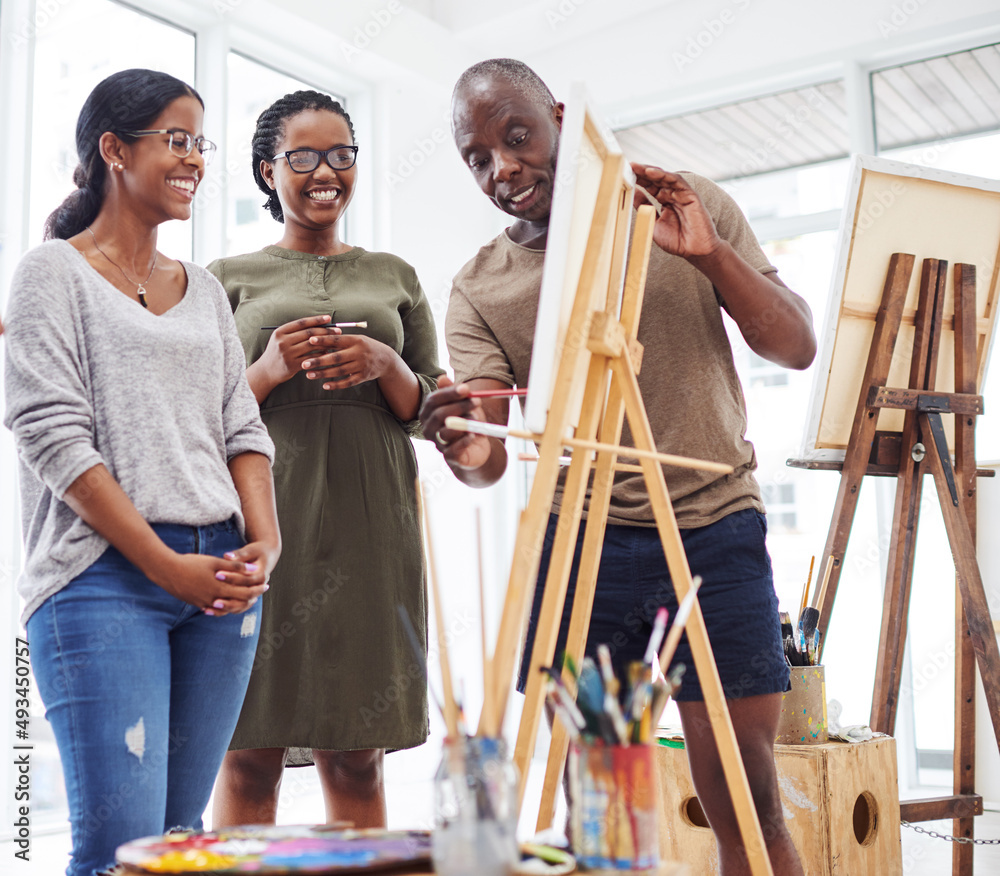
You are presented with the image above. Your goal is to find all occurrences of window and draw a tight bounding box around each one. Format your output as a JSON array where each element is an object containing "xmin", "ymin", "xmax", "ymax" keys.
[
  {"xmin": 747, "ymin": 352, "xmax": 789, "ymax": 388},
  {"xmin": 760, "ymin": 482, "xmax": 796, "ymax": 529},
  {"xmin": 720, "ymin": 159, "xmax": 851, "ymax": 225},
  {"xmin": 27, "ymin": 0, "xmax": 196, "ymax": 257}
]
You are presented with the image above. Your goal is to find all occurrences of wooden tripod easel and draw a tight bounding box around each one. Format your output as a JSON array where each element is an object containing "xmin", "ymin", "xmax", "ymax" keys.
[
  {"xmin": 468, "ymin": 142, "xmax": 776, "ymax": 875},
  {"xmin": 800, "ymin": 253, "xmax": 1000, "ymax": 876}
]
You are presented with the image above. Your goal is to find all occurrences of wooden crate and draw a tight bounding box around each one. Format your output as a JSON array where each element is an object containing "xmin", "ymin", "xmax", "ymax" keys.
[{"xmin": 656, "ymin": 737, "xmax": 902, "ymax": 875}]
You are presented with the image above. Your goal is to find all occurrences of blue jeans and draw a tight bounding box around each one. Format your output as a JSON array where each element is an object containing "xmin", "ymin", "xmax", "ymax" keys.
[
  {"xmin": 518, "ymin": 508, "xmax": 789, "ymax": 701},
  {"xmin": 26, "ymin": 518, "xmax": 261, "ymax": 876}
]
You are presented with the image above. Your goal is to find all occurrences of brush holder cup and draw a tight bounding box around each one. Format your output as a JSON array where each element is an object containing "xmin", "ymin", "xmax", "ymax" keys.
[
  {"xmin": 568, "ymin": 740, "xmax": 659, "ymax": 871},
  {"xmin": 432, "ymin": 735, "xmax": 519, "ymax": 876},
  {"xmin": 777, "ymin": 665, "xmax": 829, "ymax": 745}
]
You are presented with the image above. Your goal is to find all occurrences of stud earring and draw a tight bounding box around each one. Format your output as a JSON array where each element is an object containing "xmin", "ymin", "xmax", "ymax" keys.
[{"xmin": 113, "ymin": 163, "xmax": 123, "ymax": 171}]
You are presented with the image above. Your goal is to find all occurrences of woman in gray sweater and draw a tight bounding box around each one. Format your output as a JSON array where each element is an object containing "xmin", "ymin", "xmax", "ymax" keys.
[{"xmin": 3, "ymin": 69, "xmax": 280, "ymax": 876}]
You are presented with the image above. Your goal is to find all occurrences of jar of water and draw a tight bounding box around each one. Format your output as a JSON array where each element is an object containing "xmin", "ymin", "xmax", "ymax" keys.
[{"xmin": 433, "ymin": 735, "xmax": 519, "ymax": 876}]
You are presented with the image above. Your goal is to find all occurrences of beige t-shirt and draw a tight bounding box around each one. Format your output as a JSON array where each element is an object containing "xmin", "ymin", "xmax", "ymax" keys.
[{"xmin": 446, "ymin": 172, "xmax": 774, "ymax": 528}]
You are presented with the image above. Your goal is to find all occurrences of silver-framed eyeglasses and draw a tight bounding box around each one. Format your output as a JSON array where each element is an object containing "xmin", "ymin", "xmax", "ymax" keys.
[
  {"xmin": 272, "ymin": 146, "xmax": 359, "ymax": 173},
  {"xmin": 124, "ymin": 129, "xmax": 217, "ymax": 165}
]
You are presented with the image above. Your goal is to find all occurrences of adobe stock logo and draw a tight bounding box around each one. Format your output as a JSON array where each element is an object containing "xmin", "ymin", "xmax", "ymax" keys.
[
  {"xmin": 341, "ymin": 0, "xmax": 403, "ymax": 62},
  {"xmin": 6, "ymin": 0, "xmax": 72, "ymax": 50},
  {"xmin": 876, "ymin": 0, "xmax": 931, "ymax": 39},
  {"xmin": 672, "ymin": 0, "xmax": 753, "ymax": 72},
  {"xmin": 545, "ymin": 0, "xmax": 590, "ymax": 30}
]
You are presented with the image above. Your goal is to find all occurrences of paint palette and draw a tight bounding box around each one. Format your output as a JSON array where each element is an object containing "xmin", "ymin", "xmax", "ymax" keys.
[{"xmin": 116, "ymin": 826, "xmax": 433, "ymax": 874}]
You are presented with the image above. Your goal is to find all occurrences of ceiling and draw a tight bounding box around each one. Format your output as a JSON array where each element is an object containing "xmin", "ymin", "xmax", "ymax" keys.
[
  {"xmin": 617, "ymin": 81, "xmax": 850, "ymax": 182},
  {"xmin": 872, "ymin": 42, "xmax": 1000, "ymax": 150},
  {"xmin": 615, "ymin": 42, "xmax": 1000, "ymax": 183}
]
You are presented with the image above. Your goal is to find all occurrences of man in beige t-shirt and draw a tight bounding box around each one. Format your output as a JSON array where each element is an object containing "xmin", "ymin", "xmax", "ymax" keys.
[{"xmin": 420, "ymin": 59, "xmax": 816, "ymax": 876}]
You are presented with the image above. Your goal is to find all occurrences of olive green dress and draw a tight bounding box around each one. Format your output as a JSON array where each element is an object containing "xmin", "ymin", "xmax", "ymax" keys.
[{"xmin": 208, "ymin": 246, "xmax": 443, "ymax": 763}]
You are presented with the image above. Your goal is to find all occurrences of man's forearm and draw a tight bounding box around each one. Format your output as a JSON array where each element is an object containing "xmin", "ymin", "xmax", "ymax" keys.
[{"xmin": 689, "ymin": 240, "xmax": 817, "ymax": 370}]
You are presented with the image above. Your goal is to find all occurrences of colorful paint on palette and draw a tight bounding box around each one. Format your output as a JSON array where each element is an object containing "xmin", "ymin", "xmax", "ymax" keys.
[{"xmin": 116, "ymin": 826, "xmax": 432, "ymax": 873}]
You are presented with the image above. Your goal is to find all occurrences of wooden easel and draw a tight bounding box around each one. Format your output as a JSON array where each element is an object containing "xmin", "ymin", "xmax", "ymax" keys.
[
  {"xmin": 472, "ymin": 142, "xmax": 776, "ymax": 875},
  {"xmin": 794, "ymin": 253, "xmax": 1000, "ymax": 876}
]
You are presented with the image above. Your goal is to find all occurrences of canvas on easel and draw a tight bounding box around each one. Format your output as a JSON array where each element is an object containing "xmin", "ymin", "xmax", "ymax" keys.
[
  {"xmin": 452, "ymin": 85, "xmax": 778, "ymax": 876},
  {"xmin": 523, "ymin": 82, "xmax": 620, "ymax": 436},
  {"xmin": 792, "ymin": 155, "xmax": 1000, "ymax": 876},
  {"xmin": 801, "ymin": 155, "xmax": 1000, "ymax": 462}
]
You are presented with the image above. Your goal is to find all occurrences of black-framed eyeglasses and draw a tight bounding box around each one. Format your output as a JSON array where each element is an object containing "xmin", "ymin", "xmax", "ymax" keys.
[
  {"xmin": 272, "ymin": 146, "xmax": 359, "ymax": 173},
  {"xmin": 124, "ymin": 129, "xmax": 217, "ymax": 165}
]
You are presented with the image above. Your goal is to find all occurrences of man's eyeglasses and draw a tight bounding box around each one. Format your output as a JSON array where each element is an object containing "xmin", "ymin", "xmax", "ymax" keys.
[
  {"xmin": 272, "ymin": 146, "xmax": 359, "ymax": 173},
  {"xmin": 124, "ymin": 129, "xmax": 217, "ymax": 165}
]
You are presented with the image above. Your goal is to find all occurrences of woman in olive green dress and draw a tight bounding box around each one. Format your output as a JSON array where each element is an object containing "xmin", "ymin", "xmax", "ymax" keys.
[{"xmin": 209, "ymin": 91, "xmax": 443, "ymax": 829}]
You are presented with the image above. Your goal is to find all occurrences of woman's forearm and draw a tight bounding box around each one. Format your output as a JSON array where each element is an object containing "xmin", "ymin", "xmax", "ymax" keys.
[
  {"xmin": 377, "ymin": 352, "xmax": 422, "ymax": 422},
  {"xmin": 228, "ymin": 451, "xmax": 281, "ymax": 551},
  {"xmin": 245, "ymin": 359, "xmax": 280, "ymax": 405}
]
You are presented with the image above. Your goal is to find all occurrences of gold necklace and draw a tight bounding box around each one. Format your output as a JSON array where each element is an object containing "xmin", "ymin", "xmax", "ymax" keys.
[{"xmin": 86, "ymin": 226, "xmax": 158, "ymax": 308}]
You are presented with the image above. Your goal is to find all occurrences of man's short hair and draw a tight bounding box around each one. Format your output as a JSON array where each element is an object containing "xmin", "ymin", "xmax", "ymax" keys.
[{"xmin": 453, "ymin": 59, "xmax": 556, "ymax": 112}]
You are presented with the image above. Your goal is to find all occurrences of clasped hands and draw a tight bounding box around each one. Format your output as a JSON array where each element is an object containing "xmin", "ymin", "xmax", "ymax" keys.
[
  {"xmin": 148, "ymin": 539, "xmax": 279, "ymax": 617},
  {"xmin": 262, "ymin": 314, "xmax": 392, "ymax": 390}
]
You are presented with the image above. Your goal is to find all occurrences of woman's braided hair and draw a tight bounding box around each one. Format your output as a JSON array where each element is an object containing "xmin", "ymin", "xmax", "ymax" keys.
[{"xmin": 251, "ymin": 90, "xmax": 355, "ymax": 223}]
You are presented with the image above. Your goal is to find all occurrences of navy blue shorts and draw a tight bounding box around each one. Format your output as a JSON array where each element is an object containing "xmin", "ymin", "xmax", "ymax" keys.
[{"xmin": 517, "ymin": 508, "xmax": 789, "ymax": 702}]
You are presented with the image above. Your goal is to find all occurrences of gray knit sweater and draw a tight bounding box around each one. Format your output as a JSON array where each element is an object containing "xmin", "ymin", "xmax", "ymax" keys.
[{"xmin": 4, "ymin": 240, "xmax": 275, "ymax": 623}]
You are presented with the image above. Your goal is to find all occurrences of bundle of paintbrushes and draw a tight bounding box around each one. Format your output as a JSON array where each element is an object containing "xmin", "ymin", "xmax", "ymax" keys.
[
  {"xmin": 780, "ymin": 611, "xmax": 821, "ymax": 667},
  {"xmin": 782, "ymin": 554, "xmax": 832, "ymax": 667},
  {"xmin": 542, "ymin": 653, "xmax": 685, "ymax": 746},
  {"xmin": 542, "ymin": 577, "xmax": 702, "ymax": 746}
]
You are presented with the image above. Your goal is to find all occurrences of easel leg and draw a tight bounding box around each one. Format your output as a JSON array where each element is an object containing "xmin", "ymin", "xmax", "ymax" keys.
[
  {"xmin": 534, "ymin": 206, "xmax": 657, "ymax": 832},
  {"xmin": 533, "ymin": 390, "xmax": 622, "ymax": 831},
  {"xmin": 870, "ymin": 458, "xmax": 922, "ymax": 733},
  {"xmin": 921, "ymin": 413, "xmax": 1000, "ymax": 751},
  {"xmin": 953, "ymin": 590, "xmax": 976, "ymax": 876},
  {"xmin": 817, "ymin": 254, "xmax": 916, "ymax": 638},
  {"xmin": 513, "ymin": 154, "xmax": 631, "ymax": 807},
  {"xmin": 953, "ymin": 263, "xmax": 978, "ymax": 874},
  {"xmin": 514, "ymin": 352, "xmax": 612, "ymax": 809},
  {"xmin": 610, "ymin": 352, "xmax": 774, "ymax": 876},
  {"xmin": 872, "ymin": 258, "xmax": 949, "ymax": 734}
]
